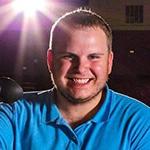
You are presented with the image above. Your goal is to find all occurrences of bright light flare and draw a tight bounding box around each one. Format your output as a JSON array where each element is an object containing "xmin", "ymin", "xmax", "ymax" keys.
[{"xmin": 12, "ymin": 0, "xmax": 46, "ymax": 17}]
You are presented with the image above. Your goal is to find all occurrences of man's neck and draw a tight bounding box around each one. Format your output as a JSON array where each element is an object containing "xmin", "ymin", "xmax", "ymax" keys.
[{"xmin": 55, "ymin": 90, "xmax": 105, "ymax": 128}]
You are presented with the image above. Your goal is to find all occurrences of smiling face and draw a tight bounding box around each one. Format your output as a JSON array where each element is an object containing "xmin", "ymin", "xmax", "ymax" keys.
[{"xmin": 47, "ymin": 26, "xmax": 113, "ymax": 104}]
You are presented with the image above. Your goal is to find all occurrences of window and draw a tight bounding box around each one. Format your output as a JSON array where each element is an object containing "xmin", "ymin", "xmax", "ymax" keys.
[{"xmin": 126, "ymin": 5, "xmax": 143, "ymax": 23}]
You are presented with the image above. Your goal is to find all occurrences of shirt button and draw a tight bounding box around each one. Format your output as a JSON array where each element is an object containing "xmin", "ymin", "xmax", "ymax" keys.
[{"xmin": 72, "ymin": 136, "xmax": 76, "ymax": 141}]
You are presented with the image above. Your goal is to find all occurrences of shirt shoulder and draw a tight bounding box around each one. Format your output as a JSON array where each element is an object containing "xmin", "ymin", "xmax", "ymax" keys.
[
  {"xmin": 109, "ymin": 89, "xmax": 149, "ymax": 111},
  {"xmin": 107, "ymin": 89, "xmax": 150, "ymax": 149},
  {"xmin": 0, "ymin": 88, "xmax": 56, "ymax": 124},
  {"xmin": 108, "ymin": 89, "xmax": 150, "ymax": 125}
]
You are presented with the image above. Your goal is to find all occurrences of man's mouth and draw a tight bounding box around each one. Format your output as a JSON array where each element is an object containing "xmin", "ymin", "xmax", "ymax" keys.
[{"xmin": 68, "ymin": 78, "xmax": 92, "ymax": 84}]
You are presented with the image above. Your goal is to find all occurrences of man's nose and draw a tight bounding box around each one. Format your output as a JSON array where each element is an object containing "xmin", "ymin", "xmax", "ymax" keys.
[{"xmin": 73, "ymin": 57, "xmax": 89, "ymax": 73}]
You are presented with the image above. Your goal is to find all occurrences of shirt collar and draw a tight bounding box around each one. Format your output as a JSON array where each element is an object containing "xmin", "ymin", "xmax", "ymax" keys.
[
  {"xmin": 40, "ymin": 88, "xmax": 62, "ymax": 124},
  {"xmin": 41, "ymin": 85, "xmax": 112, "ymax": 124},
  {"xmin": 90, "ymin": 85, "xmax": 112, "ymax": 123}
]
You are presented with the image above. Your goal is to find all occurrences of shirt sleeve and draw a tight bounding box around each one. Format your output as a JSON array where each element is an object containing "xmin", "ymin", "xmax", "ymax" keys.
[
  {"xmin": 138, "ymin": 127, "xmax": 150, "ymax": 150},
  {"xmin": 0, "ymin": 103, "xmax": 14, "ymax": 149},
  {"xmin": 130, "ymin": 107, "xmax": 150, "ymax": 150}
]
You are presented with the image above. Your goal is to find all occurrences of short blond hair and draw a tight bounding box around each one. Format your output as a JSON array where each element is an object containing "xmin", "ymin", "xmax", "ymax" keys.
[{"xmin": 49, "ymin": 8, "xmax": 112, "ymax": 51}]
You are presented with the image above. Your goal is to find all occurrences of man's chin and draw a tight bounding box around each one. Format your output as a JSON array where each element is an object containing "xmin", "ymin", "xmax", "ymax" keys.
[
  {"xmin": 66, "ymin": 96, "xmax": 93, "ymax": 104},
  {"xmin": 58, "ymin": 89, "xmax": 102, "ymax": 104}
]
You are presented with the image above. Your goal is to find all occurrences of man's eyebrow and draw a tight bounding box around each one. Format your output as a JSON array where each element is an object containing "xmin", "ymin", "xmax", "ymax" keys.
[
  {"xmin": 55, "ymin": 52, "xmax": 105, "ymax": 56},
  {"xmin": 56, "ymin": 51, "xmax": 77, "ymax": 55},
  {"xmin": 55, "ymin": 51, "xmax": 78, "ymax": 57},
  {"xmin": 89, "ymin": 52, "xmax": 105, "ymax": 55}
]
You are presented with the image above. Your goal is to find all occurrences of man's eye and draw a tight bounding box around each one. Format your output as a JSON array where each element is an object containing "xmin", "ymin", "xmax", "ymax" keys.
[
  {"xmin": 88, "ymin": 55, "xmax": 101, "ymax": 60},
  {"xmin": 62, "ymin": 55, "xmax": 75, "ymax": 60}
]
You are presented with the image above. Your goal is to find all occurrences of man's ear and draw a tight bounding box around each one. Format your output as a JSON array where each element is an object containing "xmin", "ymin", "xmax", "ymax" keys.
[
  {"xmin": 108, "ymin": 51, "xmax": 114, "ymax": 75},
  {"xmin": 47, "ymin": 49, "xmax": 53, "ymax": 70}
]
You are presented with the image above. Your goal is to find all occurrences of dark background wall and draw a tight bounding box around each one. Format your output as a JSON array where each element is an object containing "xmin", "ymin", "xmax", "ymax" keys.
[{"xmin": 109, "ymin": 30, "xmax": 150, "ymax": 106}]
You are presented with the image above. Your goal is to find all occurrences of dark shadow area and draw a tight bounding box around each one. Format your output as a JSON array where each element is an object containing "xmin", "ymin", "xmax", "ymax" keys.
[{"xmin": 0, "ymin": 30, "xmax": 150, "ymax": 105}]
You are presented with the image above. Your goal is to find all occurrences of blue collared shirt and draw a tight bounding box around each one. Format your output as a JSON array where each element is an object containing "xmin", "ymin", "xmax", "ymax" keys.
[{"xmin": 0, "ymin": 86, "xmax": 150, "ymax": 150}]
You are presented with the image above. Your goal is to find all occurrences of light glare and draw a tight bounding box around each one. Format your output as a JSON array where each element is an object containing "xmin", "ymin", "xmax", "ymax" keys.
[{"xmin": 13, "ymin": 0, "xmax": 46, "ymax": 17}]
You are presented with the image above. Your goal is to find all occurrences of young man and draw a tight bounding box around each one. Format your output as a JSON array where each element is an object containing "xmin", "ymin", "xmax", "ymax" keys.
[{"xmin": 0, "ymin": 8, "xmax": 150, "ymax": 149}]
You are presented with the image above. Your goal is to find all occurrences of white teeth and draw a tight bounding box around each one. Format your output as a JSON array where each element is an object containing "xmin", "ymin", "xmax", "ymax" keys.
[{"xmin": 72, "ymin": 79, "xmax": 89, "ymax": 84}]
